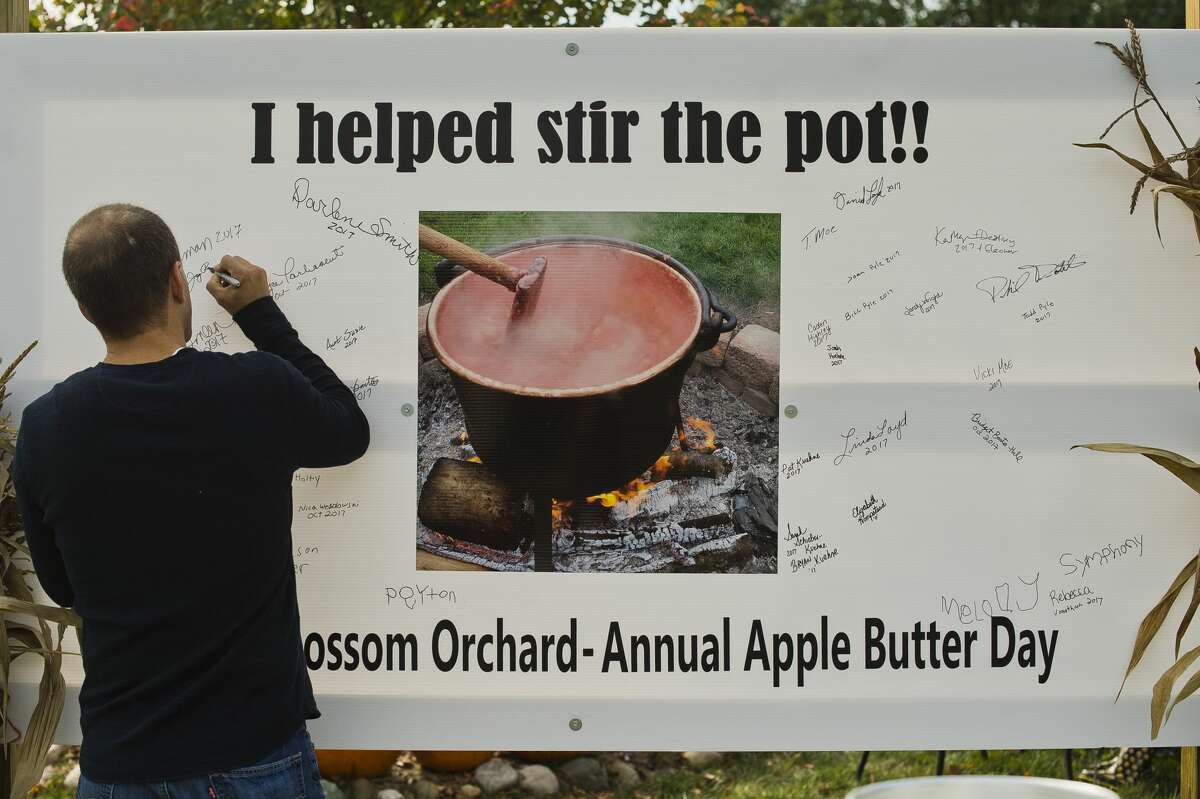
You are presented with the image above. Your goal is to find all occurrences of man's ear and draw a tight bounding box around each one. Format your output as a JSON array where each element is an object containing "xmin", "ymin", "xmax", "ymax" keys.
[
  {"xmin": 77, "ymin": 302, "xmax": 95, "ymax": 325},
  {"xmin": 169, "ymin": 261, "xmax": 187, "ymax": 303}
]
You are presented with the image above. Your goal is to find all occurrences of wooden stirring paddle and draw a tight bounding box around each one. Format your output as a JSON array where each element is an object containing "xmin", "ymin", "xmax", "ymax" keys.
[{"xmin": 419, "ymin": 224, "xmax": 548, "ymax": 323}]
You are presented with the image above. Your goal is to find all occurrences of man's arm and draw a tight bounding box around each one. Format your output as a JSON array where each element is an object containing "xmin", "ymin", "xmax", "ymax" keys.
[
  {"xmin": 208, "ymin": 255, "xmax": 370, "ymax": 469},
  {"xmin": 12, "ymin": 424, "xmax": 74, "ymax": 607}
]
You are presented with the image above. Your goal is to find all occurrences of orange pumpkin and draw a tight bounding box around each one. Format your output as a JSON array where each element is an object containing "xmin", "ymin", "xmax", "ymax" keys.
[
  {"xmin": 413, "ymin": 751, "xmax": 495, "ymax": 772},
  {"xmin": 315, "ymin": 749, "xmax": 402, "ymax": 779}
]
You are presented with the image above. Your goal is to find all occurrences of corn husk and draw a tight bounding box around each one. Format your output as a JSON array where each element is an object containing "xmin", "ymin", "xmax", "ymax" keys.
[
  {"xmin": 1078, "ymin": 22, "xmax": 1200, "ymax": 249},
  {"xmin": 0, "ymin": 342, "xmax": 80, "ymax": 798}
]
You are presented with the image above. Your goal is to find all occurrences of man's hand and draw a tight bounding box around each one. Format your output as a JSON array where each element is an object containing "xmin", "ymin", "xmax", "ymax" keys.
[{"xmin": 206, "ymin": 255, "xmax": 270, "ymax": 316}]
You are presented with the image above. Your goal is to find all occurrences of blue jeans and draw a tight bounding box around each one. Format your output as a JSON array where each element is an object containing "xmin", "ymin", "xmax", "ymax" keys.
[{"xmin": 77, "ymin": 725, "xmax": 325, "ymax": 799}]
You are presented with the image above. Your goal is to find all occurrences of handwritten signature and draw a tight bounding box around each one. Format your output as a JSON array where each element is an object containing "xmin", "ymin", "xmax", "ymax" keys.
[
  {"xmin": 969, "ymin": 412, "xmax": 1024, "ymax": 462},
  {"xmin": 904, "ymin": 290, "xmax": 943, "ymax": 316},
  {"xmin": 780, "ymin": 452, "xmax": 820, "ymax": 478},
  {"xmin": 188, "ymin": 319, "xmax": 235, "ymax": 352},
  {"xmin": 291, "ymin": 177, "xmax": 418, "ymax": 264},
  {"xmin": 327, "ymin": 323, "xmax": 366, "ymax": 351},
  {"xmin": 801, "ymin": 224, "xmax": 838, "ymax": 251},
  {"xmin": 941, "ymin": 572, "xmax": 1040, "ymax": 625},
  {"xmin": 385, "ymin": 584, "xmax": 457, "ymax": 610},
  {"xmin": 785, "ymin": 523, "xmax": 840, "ymax": 575},
  {"xmin": 274, "ymin": 245, "xmax": 346, "ymax": 287},
  {"xmin": 976, "ymin": 254, "xmax": 1087, "ymax": 303},
  {"xmin": 1060, "ymin": 534, "xmax": 1143, "ymax": 578},
  {"xmin": 834, "ymin": 411, "xmax": 908, "ymax": 466},
  {"xmin": 852, "ymin": 494, "xmax": 887, "ymax": 525},
  {"xmin": 934, "ymin": 226, "xmax": 1018, "ymax": 254},
  {"xmin": 833, "ymin": 176, "xmax": 900, "ymax": 211}
]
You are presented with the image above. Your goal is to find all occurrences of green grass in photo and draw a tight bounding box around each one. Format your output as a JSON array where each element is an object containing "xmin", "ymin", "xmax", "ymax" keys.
[{"xmin": 417, "ymin": 211, "xmax": 781, "ymax": 318}]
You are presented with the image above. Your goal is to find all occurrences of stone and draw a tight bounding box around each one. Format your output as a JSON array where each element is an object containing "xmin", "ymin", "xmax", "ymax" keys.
[
  {"xmin": 63, "ymin": 765, "xmax": 81, "ymax": 790},
  {"xmin": 696, "ymin": 330, "xmax": 734, "ymax": 368},
  {"xmin": 412, "ymin": 779, "xmax": 440, "ymax": 799},
  {"xmin": 741, "ymin": 386, "xmax": 777, "ymax": 417},
  {"xmin": 473, "ymin": 758, "xmax": 518, "ymax": 794},
  {"xmin": 418, "ymin": 358, "xmax": 452, "ymax": 395},
  {"xmin": 768, "ymin": 373, "xmax": 779, "ymax": 405},
  {"xmin": 682, "ymin": 751, "xmax": 723, "ymax": 768},
  {"xmin": 458, "ymin": 785, "xmax": 482, "ymax": 799},
  {"xmin": 322, "ymin": 781, "xmax": 346, "ymax": 799},
  {"xmin": 607, "ymin": 760, "xmax": 641, "ymax": 789},
  {"xmin": 353, "ymin": 778, "xmax": 377, "ymax": 799},
  {"xmin": 714, "ymin": 367, "xmax": 743, "ymax": 397},
  {"xmin": 722, "ymin": 325, "xmax": 779, "ymax": 393},
  {"xmin": 558, "ymin": 757, "xmax": 608, "ymax": 791},
  {"xmin": 417, "ymin": 303, "xmax": 435, "ymax": 362},
  {"xmin": 377, "ymin": 790, "xmax": 405, "ymax": 799},
  {"xmin": 517, "ymin": 765, "xmax": 559, "ymax": 796}
]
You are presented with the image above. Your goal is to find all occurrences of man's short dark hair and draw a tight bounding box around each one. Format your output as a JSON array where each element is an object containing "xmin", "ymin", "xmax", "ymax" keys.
[{"xmin": 62, "ymin": 204, "xmax": 181, "ymax": 340}]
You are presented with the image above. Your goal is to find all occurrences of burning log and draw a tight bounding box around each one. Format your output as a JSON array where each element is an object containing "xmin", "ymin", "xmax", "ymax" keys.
[
  {"xmin": 653, "ymin": 450, "xmax": 731, "ymax": 481},
  {"xmin": 417, "ymin": 458, "xmax": 530, "ymax": 550},
  {"xmin": 608, "ymin": 448, "xmax": 737, "ymax": 523}
]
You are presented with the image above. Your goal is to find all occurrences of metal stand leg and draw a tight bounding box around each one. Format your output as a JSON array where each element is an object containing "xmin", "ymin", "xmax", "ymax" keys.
[
  {"xmin": 1063, "ymin": 749, "xmax": 1074, "ymax": 781},
  {"xmin": 935, "ymin": 751, "xmax": 946, "ymax": 776},
  {"xmin": 856, "ymin": 752, "xmax": 869, "ymax": 782},
  {"xmin": 533, "ymin": 495, "xmax": 554, "ymax": 572}
]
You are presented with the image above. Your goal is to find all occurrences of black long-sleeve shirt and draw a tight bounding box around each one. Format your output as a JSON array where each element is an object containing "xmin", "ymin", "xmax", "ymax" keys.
[{"xmin": 12, "ymin": 297, "xmax": 369, "ymax": 782}]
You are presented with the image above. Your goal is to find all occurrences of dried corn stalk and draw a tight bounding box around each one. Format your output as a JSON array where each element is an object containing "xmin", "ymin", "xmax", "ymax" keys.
[
  {"xmin": 0, "ymin": 342, "xmax": 81, "ymax": 799},
  {"xmin": 1076, "ymin": 20, "xmax": 1200, "ymax": 248},
  {"xmin": 1075, "ymin": 349, "xmax": 1200, "ymax": 738}
]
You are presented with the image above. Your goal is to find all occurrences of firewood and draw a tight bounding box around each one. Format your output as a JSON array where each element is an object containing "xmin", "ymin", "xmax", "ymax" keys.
[
  {"xmin": 417, "ymin": 458, "xmax": 530, "ymax": 550},
  {"xmin": 733, "ymin": 474, "xmax": 779, "ymax": 555},
  {"xmin": 656, "ymin": 450, "xmax": 731, "ymax": 480},
  {"xmin": 687, "ymin": 535, "xmax": 756, "ymax": 573},
  {"xmin": 682, "ymin": 510, "xmax": 734, "ymax": 529}
]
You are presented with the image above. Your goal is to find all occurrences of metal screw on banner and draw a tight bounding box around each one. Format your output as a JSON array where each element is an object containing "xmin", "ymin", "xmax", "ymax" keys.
[
  {"xmin": 565, "ymin": 42, "xmax": 580, "ymax": 56},
  {"xmin": 784, "ymin": 405, "xmax": 797, "ymax": 418},
  {"xmin": 569, "ymin": 718, "xmax": 583, "ymax": 731},
  {"xmin": 402, "ymin": 403, "xmax": 414, "ymax": 417}
]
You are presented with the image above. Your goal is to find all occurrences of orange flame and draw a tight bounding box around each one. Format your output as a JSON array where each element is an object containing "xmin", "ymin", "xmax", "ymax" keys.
[
  {"xmin": 587, "ymin": 477, "xmax": 657, "ymax": 508},
  {"xmin": 551, "ymin": 499, "xmax": 572, "ymax": 528},
  {"xmin": 685, "ymin": 416, "xmax": 717, "ymax": 451}
]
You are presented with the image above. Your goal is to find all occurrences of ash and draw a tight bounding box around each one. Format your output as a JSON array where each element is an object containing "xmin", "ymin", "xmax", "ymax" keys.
[{"xmin": 417, "ymin": 362, "xmax": 778, "ymax": 574}]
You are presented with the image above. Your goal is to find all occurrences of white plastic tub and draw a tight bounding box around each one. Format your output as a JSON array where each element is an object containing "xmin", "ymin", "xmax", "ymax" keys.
[{"xmin": 846, "ymin": 776, "xmax": 1120, "ymax": 799}]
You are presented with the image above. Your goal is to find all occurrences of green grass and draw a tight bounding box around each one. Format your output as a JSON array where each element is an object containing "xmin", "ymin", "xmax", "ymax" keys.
[
  {"xmin": 417, "ymin": 211, "xmax": 781, "ymax": 316},
  {"xmin": 616, "ymin": 750, "xmax": 1181, "ymax": 799}
]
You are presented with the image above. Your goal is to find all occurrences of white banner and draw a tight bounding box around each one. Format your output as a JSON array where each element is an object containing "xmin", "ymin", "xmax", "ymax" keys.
[{"xmin": 3, "ymin": 27, "xmax": 1200, "ymax": 749}]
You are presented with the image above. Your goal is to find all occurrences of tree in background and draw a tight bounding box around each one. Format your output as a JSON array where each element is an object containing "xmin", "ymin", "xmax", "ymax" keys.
[
  {"xmin": 660, "ymin": 0, "xmax": 1185, "ymax": 27},
  {"xmin": 921, "ymin": 0, "xmax": 1183, "ymax": 28},
  {"xmin": 29, "ymin": 0, "xmax": 641, "ymax": 31},
  {"xmin": 28, "ymin": 0, "xmax": 1187, "ymax": 36}
]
